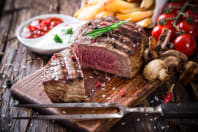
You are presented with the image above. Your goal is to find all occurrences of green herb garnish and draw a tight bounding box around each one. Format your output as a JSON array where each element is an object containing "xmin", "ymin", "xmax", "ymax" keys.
[
  {"xmin": 85, "ymin": 18, "xmax": 132, "ymax": 39},
  {"xmin": 66, "ymin": 27, "xmax": 73, "ymax": 34},
  {"xmin": 60, "ymin": 27, "xmax": 74, "ymax": 44},
  {"xmin": 54, "ymin": 34, "xmax": 63, "ymax": 43},
  {"xmin": 61, "ymin": 27, "xmax": 74, "ymax": 35}
]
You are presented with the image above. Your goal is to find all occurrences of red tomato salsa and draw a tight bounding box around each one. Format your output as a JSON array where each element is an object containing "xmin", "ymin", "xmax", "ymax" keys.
[{"xmin": 21, "ymin": 17, "xmax": 63, "ymax": 39}]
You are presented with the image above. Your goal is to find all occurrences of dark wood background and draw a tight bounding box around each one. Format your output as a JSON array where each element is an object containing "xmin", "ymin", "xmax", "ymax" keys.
[{"xmin": 0, "ymin": 0, "xmax": 198, "ymax": 131}]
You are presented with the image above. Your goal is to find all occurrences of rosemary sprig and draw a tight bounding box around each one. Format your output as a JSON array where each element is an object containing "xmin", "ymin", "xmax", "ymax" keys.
[{"xmin": 85, "ymin": 18, "xmax": 132, "ymax": 39}]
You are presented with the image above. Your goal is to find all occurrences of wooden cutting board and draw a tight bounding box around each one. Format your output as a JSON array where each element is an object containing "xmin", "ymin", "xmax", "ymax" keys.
[{"xmin": 11, "ymin": 67, "xmax": 163, "ymax": 132}]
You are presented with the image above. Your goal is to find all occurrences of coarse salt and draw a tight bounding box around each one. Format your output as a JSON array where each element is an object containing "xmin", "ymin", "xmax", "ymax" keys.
[
  {"xmin": 107, "ymin": 97, "xmax": 111, "ymax": 100},
  {"xmin": 2, "ymin": 84, "xmax": 7, "ymax": 89},
  {"xmin": 21, "ymin": 65, "xmax": 26, "ymax": 69},
  {"xmin": 161, "ymin": 126, "xmax": 165, "ymax": 130},
  {"xmin": 121, "ymin": 122, "xmax": 125, "ymax": 125},
  {"xmin": 136, "ymin": 118, "xmax": 140, "ymax": 122},
  {"xmin": 62, "ymin": 111, "xmax": 66, "ymax": 114},
  {"xmin": 91, "ymin": 89, "xmax": 95, "ymax": 93},
  {"xmin": 154, "ymin": 96, "xmax": 159, "ymax": 102},
  {"xmin": 101, "ymin": 83, "xmax": 105, "ymax": 87}
]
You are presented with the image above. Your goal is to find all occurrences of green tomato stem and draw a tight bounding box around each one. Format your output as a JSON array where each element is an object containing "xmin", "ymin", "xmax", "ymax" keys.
[{"xmin": 173, "ymin": 2, "xmax": 189, "ymax": 33}]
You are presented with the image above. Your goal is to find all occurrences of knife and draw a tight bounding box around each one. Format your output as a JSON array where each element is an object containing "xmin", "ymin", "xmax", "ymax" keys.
[{"xmin": 11, "ymin": 103, "xmax": 198, "ymax": 120}]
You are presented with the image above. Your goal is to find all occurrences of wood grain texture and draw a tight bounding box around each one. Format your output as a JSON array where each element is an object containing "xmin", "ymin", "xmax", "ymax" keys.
[
  {"xmin": 11, "ymin": 66, "xmax": 164, "ymax": 132},
  {"xmin": 0, "ymin": 0, "xmax": 80, "ymax": 132},
  {"xmin": 1, "ymin": 0, "xmax": 198, "ymax": 132}
]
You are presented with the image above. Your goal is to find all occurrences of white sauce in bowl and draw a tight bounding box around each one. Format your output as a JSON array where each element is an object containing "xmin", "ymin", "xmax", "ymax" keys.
[{"xmin": 33, "ymin": 23, "xmax": 81, "ymax": 50}]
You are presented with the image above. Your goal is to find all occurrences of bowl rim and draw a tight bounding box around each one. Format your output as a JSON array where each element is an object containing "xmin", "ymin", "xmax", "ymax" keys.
[{"xmin": 16, "ymin": 14, "xmax": 84, "ymax": 54}]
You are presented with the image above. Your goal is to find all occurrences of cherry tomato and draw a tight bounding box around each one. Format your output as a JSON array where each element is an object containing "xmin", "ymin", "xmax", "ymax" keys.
[
  {"xmin": 183, "ymin": 10, "xmax": 198, "ymax": 38},
  {"xmin": 164, "ymin": 2, "xmax": 183, "ymax": 14},
  {"xmin": 174, "ymin": 34, "xmax": 196, "ymax": 56},
  {"xmin": 157, "ymin": 13, "xmax": 177, "ymax": 25},
  {"xmin": 177, "ymin": 20, "xmax": 197, "ymax": 37},
  {"xmin": 152, "ymin": 24, "xmax": 175, "ymax": 41},
  {"xmin": 183, "ymin": 10, "xmax": 198, "ymax": 23}
]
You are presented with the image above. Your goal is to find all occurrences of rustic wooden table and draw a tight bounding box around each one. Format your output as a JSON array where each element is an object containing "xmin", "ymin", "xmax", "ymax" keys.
[{"xmin": 0, "ymin": 0, "xmax": 198, "ymax": 132}]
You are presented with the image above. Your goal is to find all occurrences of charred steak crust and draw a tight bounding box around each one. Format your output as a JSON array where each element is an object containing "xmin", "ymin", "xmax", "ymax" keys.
[
  {"xmin": 73, "ymin": 16, "xmax": 147, "ymax": 78},
  {"xmin": 43, "ymin": 48, "xmax": 85, "ymax": 102}
]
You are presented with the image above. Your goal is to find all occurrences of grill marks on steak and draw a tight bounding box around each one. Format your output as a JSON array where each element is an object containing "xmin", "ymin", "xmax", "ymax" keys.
[
  {"xmin": 43, "ymin": 49, "xmax": 83, "ymax": 82},
  {"xmin": 73, "ymin": 16, "xmax": 147, "ymax": 78},
  {"xmin": 75, "ymin": 16, "xmax": 146, "ymax": 56},
  {"xmin": 43, "ymin": 48, "xmax": 85, "ymax": 102}
]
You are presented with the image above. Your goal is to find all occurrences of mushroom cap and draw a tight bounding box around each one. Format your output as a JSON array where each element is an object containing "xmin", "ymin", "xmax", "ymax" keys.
[
  {"xmin": 160, "ymin": 50, "xmax": 188, "ymax": 62},
  {"xmin": 143, "ymin": 59, "xmax": 168, "ymax": 81}
]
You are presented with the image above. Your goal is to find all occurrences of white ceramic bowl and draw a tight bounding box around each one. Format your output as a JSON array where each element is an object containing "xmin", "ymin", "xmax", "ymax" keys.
[{"xmin": 16, "ymin": 14, "xmax": 85, "ymax": 55}]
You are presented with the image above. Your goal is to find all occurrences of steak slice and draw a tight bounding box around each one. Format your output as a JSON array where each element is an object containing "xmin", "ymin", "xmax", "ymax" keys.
[
  {"xmin": 43, "ymin": 48, "xmax": 85, "ymax": 102},
  {"xmin": 72, "ymin": 16, "xmax": 147, "ymax": 78}
]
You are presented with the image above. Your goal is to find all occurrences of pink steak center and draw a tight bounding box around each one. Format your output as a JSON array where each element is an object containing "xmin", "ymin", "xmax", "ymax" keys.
[{"xmin": 76, "ymin": 45, "xmax": 121, "ymax": 75}]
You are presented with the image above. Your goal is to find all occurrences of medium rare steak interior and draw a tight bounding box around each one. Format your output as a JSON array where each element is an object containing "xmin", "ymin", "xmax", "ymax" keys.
[
  {"xmin": 43, "ymin": 48, "xmax": 85, "ymax": 102},
  {"xmin": 72, "ymin": 16, "xmax": 147, "ymax": 78}
]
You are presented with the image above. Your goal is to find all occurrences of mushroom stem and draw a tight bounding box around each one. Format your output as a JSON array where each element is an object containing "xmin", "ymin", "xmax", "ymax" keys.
[
  {"xmin": 179, "ymin": 61, "xmax": 198, "ymax": 85},
  {"xmin": 143, "ymin": 48, "xmax": 152, "ymax": 63},
  {"xmin": 156, "ymin": 28, "xmax": 171, "ymax": 51},
  {"xmin": 149, "ymin": 36, "xmax": 158, "ymax": 58},
  {"xmin": 158, "ymin": 68, "xmax": 169, "ymax": 81}
]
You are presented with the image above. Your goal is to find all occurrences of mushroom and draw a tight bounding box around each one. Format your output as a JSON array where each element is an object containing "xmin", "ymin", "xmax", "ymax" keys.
[
  {"xmin": 143, "ymin": 48, "xmax": 152, "ymax": 63},
  {"xmin": 179, "ymin": 61, "xmax": 198, "ymax": 85},
  {"xmin": 157, "ymin": 28, "xmax": 171, "ymax": 50},
  {"xmin": 160, "ymin": 50, "xmax": 188, "ymax": 61},
  {"xmin": 160, "ymin": 50, "xmax": 188, "ymax": 70},
  {"xmin": 143, "ymin": 36, "xmax": 157, "ymax": 63},
  {"xmin": 143, "ymin": 29, "xmax": 171, "ymax": 64},
  {"xmin": 143, "ymin": 59, "xmax": 169, "ymax": 81},
  {"xmin": 149, "ymin": 36, "xmax": 158, "ymax": 59},
  {"xmin": 162, "ymin": 56, "xmax": 180, "ymax": 69}
]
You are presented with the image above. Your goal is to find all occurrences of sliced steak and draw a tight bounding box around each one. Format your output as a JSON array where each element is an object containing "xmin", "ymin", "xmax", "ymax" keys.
[
  {"xmin": 72, "ymin": 16, "xmax": 147, "ymax": 78},
  {"xmin": 43, "ymin": 48, "xmax": 85, "ymax": 102}
]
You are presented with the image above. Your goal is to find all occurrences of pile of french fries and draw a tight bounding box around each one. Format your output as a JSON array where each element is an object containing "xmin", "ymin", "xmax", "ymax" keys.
[{"xmin": 74, "ymin": 0, "xmax": 155, "ymax": 28}]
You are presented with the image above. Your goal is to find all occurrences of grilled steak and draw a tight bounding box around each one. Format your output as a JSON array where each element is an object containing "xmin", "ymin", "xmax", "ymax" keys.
[
  {"xmin": 72, "ymin": 16, "xmax": 147, "ymax": 78},
  {"xmin": 43, "ymin": 48, "xmax": 85, "ymax": 102}
]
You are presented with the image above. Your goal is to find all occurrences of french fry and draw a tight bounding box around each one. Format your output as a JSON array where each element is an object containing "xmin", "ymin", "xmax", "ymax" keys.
[
  {"xmin": 74, "ymin": 8, "xmax": 83, "ymax": 18},
  {"xmin": 75, "ymin": 0, "xmax": 155, "ymax": 28},
  {"xmin": 119, "ymin": 8, "xmax": 144, "ymax": 14},
  {"xmin": 83, "ymin": 0, "xmax": 89, "ymax": 6},
  {"xmin": 116, "ymin": 10, "xmax": 154, "ymax": 22},
  {"xmin": 136, "ymin": 18, "xmax": 153, "ymax": 28},
  {"xmin": 104, "ymin": 0, "xmax": 138, "ymax": 12},
  {"xmin": 126, "ymin": 0, "xmax": 142, "ymax": 2},
  {"xmin": 95, "ymin": 11, "xmax": 114, "ymax": 18},
  {"xmin": 75, "ymin": 3, "xmax": 105, "ymax": 20},
  {"xmin": 140, "ymin": 0, "xmax": 154, "ymax": 9},
  {"xmin": 85, "ymin": 0, "xmax": 100, "ymax": 7}
]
